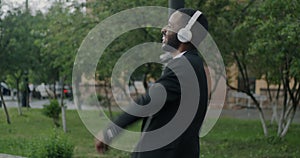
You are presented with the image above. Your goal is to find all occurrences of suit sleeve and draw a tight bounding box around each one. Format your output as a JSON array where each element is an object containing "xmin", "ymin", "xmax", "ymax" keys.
[{"xmin": 103, "ymin": 60, "xmax": 181, "ymax": 144}]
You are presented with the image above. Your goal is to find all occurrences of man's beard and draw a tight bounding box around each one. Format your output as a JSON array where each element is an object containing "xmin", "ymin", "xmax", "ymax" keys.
[{"xmin": 162, "ymin": 33, "xmax": 181, "ymax": 53}]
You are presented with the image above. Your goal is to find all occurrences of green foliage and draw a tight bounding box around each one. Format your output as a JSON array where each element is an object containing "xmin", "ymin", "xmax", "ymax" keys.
[
  {"xmin": 97, "ymin": 28, "xmax": 163, "ymax": 85},
  {"xmin": 245, "ymin": 0, "xmax": 300, "ymax": 83},
  {"xmin": 43, "ymin": 100, "xmax": 61, "ymax": 127},
  {"xmin": 0, "ymin": 10, "xmax": 43, "ymax": 96},
  {"xmin": 83, "ymin": 0, "xmax": 166, "ymax": 84},
  {"xmin": 27, "ymin": 129, "xmax": 74, "ymax": 158},
  {"xmin": 185, "ymin": 0, "xmax": 300, "ymax": 137},
  {"xmin": 1, "ymin": 0, "xmax": 299, "ymax": 140},
  {"xmin": 34, "ymin": 3, "xmax": 92, "ymax": 85},
  {"xmin": 89, "ymin": 0, "xmax": 167, "ymax": 16},
  {"xmin": 187, "ymin": 0, "xmax": 299, "ymax": 88}
]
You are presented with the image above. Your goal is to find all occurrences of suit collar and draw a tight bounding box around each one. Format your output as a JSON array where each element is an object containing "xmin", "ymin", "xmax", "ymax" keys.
[
  {"xmin": 183, "ymin": 49, "xmax": 199, "ymax": 56},
  {"xmin": 169, "ymin": 49, "xmax": 199, "ymax": 62}
]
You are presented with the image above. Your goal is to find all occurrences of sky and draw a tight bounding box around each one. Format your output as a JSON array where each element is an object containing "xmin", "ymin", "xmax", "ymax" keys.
[{"xmin": 1, "ymin": 0, "xmax": 86, "ymax": 15}]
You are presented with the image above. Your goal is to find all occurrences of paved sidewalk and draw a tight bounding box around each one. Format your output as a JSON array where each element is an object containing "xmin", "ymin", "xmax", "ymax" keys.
[
  {"xmin": 221, "ymin": 108, "xmax": 300, "ymax": 124},
  {"xmin": 0, "ymin": 154, "xmax": 25, "ymax": 158},
  {"xmin": 3, "ymin": 99, "xmax": 77, "ymax": 109},
  {"xmin": 1, "ymin": 97, "xmax": 300, "ymax": 124},
  {"xmin": 1, "ymin": 97, "xmax": 105, "ymax": 111}
]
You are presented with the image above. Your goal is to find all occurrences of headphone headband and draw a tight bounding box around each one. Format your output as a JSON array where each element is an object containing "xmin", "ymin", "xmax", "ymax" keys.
[
  {"xmin": 177, "ymin": 10, "xmax": 203, "ymax": 43},
  {"xmin": 185, "ymin": 11, "xmax": 202, "ymax": 30}
]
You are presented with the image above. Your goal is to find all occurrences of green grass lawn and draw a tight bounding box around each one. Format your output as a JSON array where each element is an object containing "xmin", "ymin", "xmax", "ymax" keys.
[{"xmin": 0, "ymin": 108, "xmax": 299, "ymax": 158}]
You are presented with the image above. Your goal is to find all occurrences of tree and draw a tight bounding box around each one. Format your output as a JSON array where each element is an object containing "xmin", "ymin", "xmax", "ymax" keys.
[
  {"xmin": 76, "ymin": 0, "xmax": 168, "ymax": 118},
  {"xmin": 187, "ymin": 0, "xmax": 270, "ymax": 135},
  {"xmin": 0, "ymin": 9, "xmax": 41, "ymax": 115},
  {"xmin": 40, "ymin": 2, "xmax": 92, "ymax": 132},
  {"xmin": 189, "ymin": 0, "xmax": 300, "ymax": 137},
  {"xmin": 43, "ymin": 99, "xmax": 61, "ymax": 127},
  {"xmin": 0, "ymin": 0, "xmax": 11, "ymax": 124},
  {"xmin": 0, "ymin": 85, "xmax": 11, "ymax": 124},
  {"xmin": 244, "ymin": 0, "xmax": 300, "ymax": 137}
]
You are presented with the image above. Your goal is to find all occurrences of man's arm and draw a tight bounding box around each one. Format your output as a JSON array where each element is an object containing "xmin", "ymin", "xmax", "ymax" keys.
[{"xmin": 95, "ymin": 61, "xmax": 181, "ymax": 154}]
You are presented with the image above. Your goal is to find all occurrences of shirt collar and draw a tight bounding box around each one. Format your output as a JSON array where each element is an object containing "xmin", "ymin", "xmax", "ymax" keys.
[{"xmin": 173, "ymin": 51, "xmax": 187, "ymax": 59}]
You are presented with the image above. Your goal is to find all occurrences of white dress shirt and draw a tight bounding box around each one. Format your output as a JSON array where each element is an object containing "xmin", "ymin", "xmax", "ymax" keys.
[{"xmin": 173, "ymin": 51, "xmax": 187, "ymax": 59}]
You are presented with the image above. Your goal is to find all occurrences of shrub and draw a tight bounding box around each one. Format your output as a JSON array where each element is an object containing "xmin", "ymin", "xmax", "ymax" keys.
[
  {"xmin": 28, "ymin": 130, "xmax": 74, "ymax": 158},
  {"xmin": 42, "ymin": 100, "xmax": 61, "ymax": 127}
]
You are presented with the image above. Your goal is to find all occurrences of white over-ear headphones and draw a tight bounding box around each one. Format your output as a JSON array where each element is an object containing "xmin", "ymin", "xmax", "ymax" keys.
[{"xmin": 177, "ymin": 11, "xmax": 202, "ymax": 43}]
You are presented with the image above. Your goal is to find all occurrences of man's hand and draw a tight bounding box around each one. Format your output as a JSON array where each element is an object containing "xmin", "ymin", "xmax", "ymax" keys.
[{"xmin": 95, "ymin": 131, "xmax": 109, "ymax": 154}]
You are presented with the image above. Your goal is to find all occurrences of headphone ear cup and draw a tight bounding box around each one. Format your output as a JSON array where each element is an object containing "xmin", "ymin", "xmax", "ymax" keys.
[{"xmin": 177, "ymin": 28, "xmax": 192, "ymax": 43}]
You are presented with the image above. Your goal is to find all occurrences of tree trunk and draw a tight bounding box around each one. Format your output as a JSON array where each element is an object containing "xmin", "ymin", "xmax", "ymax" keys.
[
  {"xmin": 258, "ymin": 107, "xmax": 268, "ymax": 136},
  {"xmin": 277, "ymin": 101, "xmax": 290, "ymax": 136},
  {"xmin": 53, "ymin": 81, "xmax": 57, "ymax": 99},
  {"xmin": 248, "ymin": 92, "xmax": 269, "ymax": 136},
  {"xmin": 142, "ymin": 63, "xmax": 150, "ymax": 90},
  {"xmin": 266, "ymin": 76, "xmax": 274, "ymax": 124},
  {"xmin": 227, "ymin": 83, "xmax": 269, "ymax": 136},
  {"xmin": 60, "ymin": 77, "xmax": 67, "ymax": 133},
  {"xmin": 74, "ymin": 76, "xmax": 81, "ymax": 110},
  {"xmin": 278, "ymin": 81, "xmax": 288, "ymax": 136},
  {"xmin": 271, "ymin": 84, "xmax": 281, "ymax": 124},
  {"xmin": 131, "ymin": 79, "xmax": 139, "ymax": 96},
  {"xmin": 279, "ymin": 78, "xmax": 300, "ymax": 137},
  {"xmin": 284, "ymin": 105, "xmax": 293, "ymax": 121},
  {"xmin": 280, "ymin": 107, "xmax": 296, "ymax": 137},
  {"xmin": 277, "ymin": 106, "xmax": 284, "ymax": 136},
  {"xmin": 16, "ymin": 78, "xmax": 22, "ymax": 115},
  {"xmin": 0, "ymin": 87, "xmax": 11, "ymax": 124},
  {"xmin": 271, "ymin": 100, "xmax": 278, "ymax": 124},
  {"xmin": 104, "ymin": 79, "xmax": 113, "ymax": 119},
  {"xmin": 61, "ymin": 106, "xmax": 67, "ymax": 132}
]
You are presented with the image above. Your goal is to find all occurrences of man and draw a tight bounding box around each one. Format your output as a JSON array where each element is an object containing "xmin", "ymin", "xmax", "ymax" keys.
[{"xmin": 96, "ymin": 8, "xmax": 209, "ymax": 158}]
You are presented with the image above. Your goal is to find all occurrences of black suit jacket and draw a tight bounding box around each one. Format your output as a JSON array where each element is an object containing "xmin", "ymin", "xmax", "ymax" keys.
[{"xmin": 104, "ymin": 49, "xmax": 208, "ymax": 158}]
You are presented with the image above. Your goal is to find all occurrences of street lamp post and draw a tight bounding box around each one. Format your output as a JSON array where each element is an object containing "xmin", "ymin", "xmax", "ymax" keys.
[
  {"xmin": 169, "ymin": 0, "xmax": 185, "ymax": 17},
  {"xmin": 26, "ymin": 0, "xmax": 29, "ymax": 12},
  {"xmin": 22, "ymin": 71, "xmax": 29, "ymax": 108}
]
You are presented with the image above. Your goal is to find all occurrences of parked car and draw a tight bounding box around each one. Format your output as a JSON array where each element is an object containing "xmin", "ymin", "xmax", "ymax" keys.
[
  {"xmin": 35, "ymin": 82, "xmax": 72, "ymax": 99},
  {"xmin": 0, "ymin": 82, "xmax": 11, "ymax": 96},
  {"xmin": 35, "ymin": 83, "xmax": 51, "ymax": 99},
  {"xmin": 55, "ymin": 84, "xmax": 72, "ymax": 98}
]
